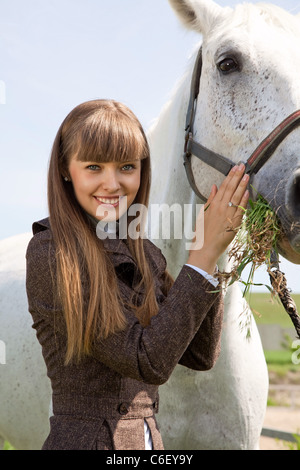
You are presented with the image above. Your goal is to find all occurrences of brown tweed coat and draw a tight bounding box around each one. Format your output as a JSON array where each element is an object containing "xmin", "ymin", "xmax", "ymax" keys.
[{"xmin": 26, "ymin": 218, "xmax": 223, "ymax": 450}]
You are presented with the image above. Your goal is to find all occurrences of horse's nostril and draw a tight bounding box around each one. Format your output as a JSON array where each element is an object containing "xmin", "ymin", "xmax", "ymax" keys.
[{"xmin": 286, "ymin": 169, "xmax": 300, "ymax": 219}]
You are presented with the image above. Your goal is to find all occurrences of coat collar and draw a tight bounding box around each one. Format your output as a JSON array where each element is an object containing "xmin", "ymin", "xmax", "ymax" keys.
[
  {"xmin": 32, "ymin": 217, "xmax": 166, "ymax": 276},
  {"xmin": 32, "ymin": 217, "xmax": 135, "ymax": 265}
]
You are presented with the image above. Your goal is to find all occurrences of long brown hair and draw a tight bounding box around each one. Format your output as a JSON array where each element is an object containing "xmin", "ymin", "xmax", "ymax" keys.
[{"xmin": 48, "ymin": 99, "xmax": 171, "ymax": 364}]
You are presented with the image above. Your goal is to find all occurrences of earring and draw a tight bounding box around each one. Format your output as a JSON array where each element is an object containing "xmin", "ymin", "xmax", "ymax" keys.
[{"xmin": 64, "ymin": 176, "xmax": 69, "ymax": 182}]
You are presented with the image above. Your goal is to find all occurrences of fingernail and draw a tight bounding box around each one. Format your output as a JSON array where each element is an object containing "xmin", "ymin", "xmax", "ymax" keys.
[
  {"xmin": 231, "ymin": 165, "xmax": 238, "ymax": 172},
  {"xmin": 243, "ymin": 174, "xmax": 249, "ymax": 182},
  {"xmin": 238, "ymin": 163, "xmax": 245, "ymax": 172}
]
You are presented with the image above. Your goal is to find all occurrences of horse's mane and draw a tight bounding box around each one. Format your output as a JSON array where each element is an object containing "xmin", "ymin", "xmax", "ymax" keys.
[
  {"xmin": 256, "ymin": 3, "xmax": 300, "ymax": 34},
  {"xmin": 211, "ymin": 3, "xmax": 300, "ymax": 39}
]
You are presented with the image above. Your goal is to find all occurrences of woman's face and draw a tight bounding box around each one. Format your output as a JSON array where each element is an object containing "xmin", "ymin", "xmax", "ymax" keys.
[{"xmin": 68, "ymin": 158, "xmax": 141, "ymax": 221}]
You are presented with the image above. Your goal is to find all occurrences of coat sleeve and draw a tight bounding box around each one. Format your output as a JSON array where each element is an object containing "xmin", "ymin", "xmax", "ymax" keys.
[
  {"xmin": 26, "ymin": 231, "xmax": 223, "ymax": 386},
  {"xmin": 152, "ymin": 253, "xmax": 223, "ymax": 372},
  {"xmin": 178, "ymin": 291, "xmax": 223, "ymax": 371}
]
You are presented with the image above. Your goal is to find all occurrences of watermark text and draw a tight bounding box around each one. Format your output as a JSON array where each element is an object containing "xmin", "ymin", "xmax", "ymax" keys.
[
  {"xmin": 95, "ymin": 199, "xmax": 204, "ymax": 250},
  {"xmin": 0, "ymin": 340, "xmax": 6, "ymax": 365},
  {"xmin": 0, "ymin": 80, "xmax": 6, "ymax": 104},
  {"xmin": 292, "ymin": 340, "xmax": 300, "ymax": 365}
]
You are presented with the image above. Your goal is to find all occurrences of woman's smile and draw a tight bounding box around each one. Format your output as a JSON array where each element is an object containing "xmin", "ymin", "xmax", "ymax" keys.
[{"xmin": 94, "ymin": 196, "xmax": 124, "ymax": 207}]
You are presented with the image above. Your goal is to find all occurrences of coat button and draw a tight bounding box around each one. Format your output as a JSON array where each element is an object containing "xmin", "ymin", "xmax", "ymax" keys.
[{"xmin": 118, "ymin": 403, "xmax": 129, "ymax": 415}]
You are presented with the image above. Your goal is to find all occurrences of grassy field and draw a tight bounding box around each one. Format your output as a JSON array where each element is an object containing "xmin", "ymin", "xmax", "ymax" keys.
[
  {"xmin": 246, "ymin": 292, "xmax": 300, "ymax": 377},
  {"xmin": 246, "ymin": 292, "xmax": 300, "ymax": 327},
  {"xmin": 3, "ymin": 441, "xmax": 14, "ymax": 451}
]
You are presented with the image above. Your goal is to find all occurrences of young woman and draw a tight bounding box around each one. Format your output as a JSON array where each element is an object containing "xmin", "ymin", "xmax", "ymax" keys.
[{"xmin": 26, "ymin": 99, "xmax": 249, "ymax": 450}]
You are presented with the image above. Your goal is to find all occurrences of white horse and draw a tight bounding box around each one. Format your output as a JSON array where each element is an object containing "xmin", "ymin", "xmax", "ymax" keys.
[
  {"xmin": 148, "ymin": 0, "xmax": 300, "ymax": 450},
  {"xmin": 1, "ymin": 0, "xmax": 300, "ymax": 450}
]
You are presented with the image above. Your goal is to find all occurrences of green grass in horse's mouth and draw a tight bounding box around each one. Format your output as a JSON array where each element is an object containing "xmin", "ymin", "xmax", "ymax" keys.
[
  {"xmin": 217, "ymin": 191, "xmax": 300, "ymax": 341},
  {"xmin": 218, "ymin": 191, "xmax": 282, "ymax": 297}
]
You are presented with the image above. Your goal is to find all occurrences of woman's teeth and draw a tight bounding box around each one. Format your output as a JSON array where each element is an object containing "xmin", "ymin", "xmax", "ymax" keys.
[{"xmin": 97, "ymin": 198, "xmax": 119, "ymax": 204}]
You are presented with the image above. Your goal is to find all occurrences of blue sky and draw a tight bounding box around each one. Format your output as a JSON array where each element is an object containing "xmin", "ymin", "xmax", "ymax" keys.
[{"xmin": 1, "ymin": 0, "xmax": 300, "ymax": 292}]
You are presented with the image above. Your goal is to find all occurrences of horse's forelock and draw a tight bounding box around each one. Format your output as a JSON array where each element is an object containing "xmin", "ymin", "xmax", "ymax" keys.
[
  {"xmin": 204, "ymin": 2, "xmax": 300, "ymax": 47},
  {"xmin": 232, "ymin": 3, "xmax": 300, "ymax": 36},
  {"xmin": 256, "ymin": 3, "xmax": 300, "ymax": 36}
]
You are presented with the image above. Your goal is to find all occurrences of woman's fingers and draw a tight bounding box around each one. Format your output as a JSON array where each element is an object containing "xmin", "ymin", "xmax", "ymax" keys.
[
  {"xmin": 204, "ymin": 184, "xmax": 217, "ymax": 210},
  {"xmin": 188, "ymin": 166, "xmax": 250, "ymax": 268},
  {"xmin": 238, "ymin": 189, "xmax": 250, "ymax": 213},
  {"xmin": 228, "ymin": 172, "xmax": 250, "ymax": 208},
  {"xmin": 235, "ymin": 188, "xmax": 250, "ymax": 217},
  {"xmin": 204, "ymin": 165, "xmax": 249, "ymax": 222},
  {"xmin": 214, "ymin": 164, "xmax": 241, "ymax": 201},
  {"xmin": 224, "ymin": 168, "xmax": 250, "ymax": 229},
  {"xmin": 216, "ymin": 163, "xmax": 247, "ymax": 204},
  {"xmin": 207, "ymin": 164, "xmax": 250, "ymax": 240},
  {"xmin": 230, "ymin": 188, "xmax": 250, "ymax": 230}
]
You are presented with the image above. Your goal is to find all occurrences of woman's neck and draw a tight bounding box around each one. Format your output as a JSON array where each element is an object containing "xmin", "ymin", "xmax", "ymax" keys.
[{"xmin": 85, "ymin": 212, "xmax": 119, "ymax": 235}]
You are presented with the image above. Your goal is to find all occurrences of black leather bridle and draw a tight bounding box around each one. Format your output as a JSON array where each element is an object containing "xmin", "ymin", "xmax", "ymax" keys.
[{"xmin": 183, "ymin": 47, "xmax": 300, "ymax": 201}]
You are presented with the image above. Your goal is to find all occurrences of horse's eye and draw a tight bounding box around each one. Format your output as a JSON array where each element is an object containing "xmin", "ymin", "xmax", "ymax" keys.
[{"xmin": 218, "ymin": 58, "xmax": 239, "ymax": 74}]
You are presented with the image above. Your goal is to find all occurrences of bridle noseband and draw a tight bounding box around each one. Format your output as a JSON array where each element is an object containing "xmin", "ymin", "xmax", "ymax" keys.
[{"xmin": 184, "ymin": 47, "xmax": 300, "ymax": 201}]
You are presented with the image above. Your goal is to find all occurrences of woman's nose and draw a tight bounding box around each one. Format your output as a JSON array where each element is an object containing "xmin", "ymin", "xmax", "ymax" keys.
[{"xmin": 101, "ymin": 168, "xmax": 121, "ymax": 192}]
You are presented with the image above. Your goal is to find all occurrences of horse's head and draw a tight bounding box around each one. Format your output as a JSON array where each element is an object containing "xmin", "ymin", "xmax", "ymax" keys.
[{"xmin": 169, "ymin": 0, "xmax": 300, "ymax": 264}]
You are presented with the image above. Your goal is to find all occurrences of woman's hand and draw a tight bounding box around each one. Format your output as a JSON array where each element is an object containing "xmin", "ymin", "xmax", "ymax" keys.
[{"xmin": 187, "ymin": 163, "xmax": 249, "ymax": 274}]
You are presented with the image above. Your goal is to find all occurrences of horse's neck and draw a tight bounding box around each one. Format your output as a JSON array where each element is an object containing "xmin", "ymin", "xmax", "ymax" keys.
[
  {"xmin": 147, "ymin": 48, "xmax": 236, "ymax": 278},
  {"xmin": 148, "ymin": 66, "xmax": 195, "ymax": 207},
  {"xmin": 147, "ymin": 70, "xmax": 195, "ymax": 274}
]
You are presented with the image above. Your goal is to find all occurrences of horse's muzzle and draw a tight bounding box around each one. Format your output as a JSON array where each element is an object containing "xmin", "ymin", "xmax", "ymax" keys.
[
  {"xmin": 286, "ymin": 168, "xmax": 300, "ymax": 221},
  {"xmin": 279, "ymin": 169, "xmax": 300, "ymax": 261}
]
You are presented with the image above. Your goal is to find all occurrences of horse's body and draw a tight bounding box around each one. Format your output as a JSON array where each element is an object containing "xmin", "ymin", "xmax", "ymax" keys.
[
  {"xmin": 1, "ymin": 0, "xmax": 300, "ymax": 450},
  {"xmin": 148, "ymin": 0, "xmax": 300, "ymax": 450},
  {"xmin": 0, "ymin": 233, "xmax": 51, "ymax": 450}
]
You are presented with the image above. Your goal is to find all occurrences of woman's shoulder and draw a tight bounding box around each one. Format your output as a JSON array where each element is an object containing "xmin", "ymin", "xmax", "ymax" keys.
[
  {"xmin": 32, "ymin": 217, "xmax": 52, "ymax": 235},
  {"xmin": 26, "ymin": 217, "xmax": 55, "ymax": 262},
  {"xmin": 26, "ymin": 218, "xmax": 58, "ymax": 309}
]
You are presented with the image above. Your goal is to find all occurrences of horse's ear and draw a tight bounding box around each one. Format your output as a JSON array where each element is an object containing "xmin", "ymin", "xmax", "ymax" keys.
[{"xmin": 168, "ymin": 0, "xmax": 226, "ymax": 35}]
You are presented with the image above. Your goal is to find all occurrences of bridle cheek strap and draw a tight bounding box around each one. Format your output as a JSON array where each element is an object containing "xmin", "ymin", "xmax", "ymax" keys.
[{"xmin": 183, "ymin": 47, "xmax": 300, "ymax": 201}]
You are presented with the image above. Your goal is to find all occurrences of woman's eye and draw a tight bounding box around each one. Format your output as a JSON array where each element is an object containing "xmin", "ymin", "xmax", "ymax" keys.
[
  {"xmin": 217, "ymin": 57, "xmax": 239, "ymax": 74},
  {"xmin": 122, "ymin": 164, "xmax": 135, "ymax": 171},
  {"xmin": 87, "ymin": 165, "xmax": 100, "ymax": 171}
]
